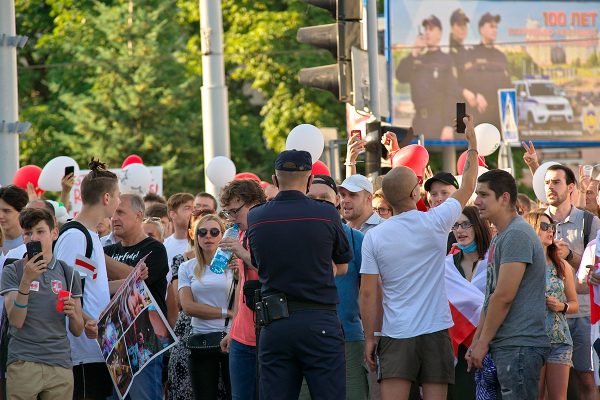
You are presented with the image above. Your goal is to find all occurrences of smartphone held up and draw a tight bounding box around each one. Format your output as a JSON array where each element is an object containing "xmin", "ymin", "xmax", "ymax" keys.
[{"xmin": 456, "ymin": 102, "xmax": 466, "ymax": 134}]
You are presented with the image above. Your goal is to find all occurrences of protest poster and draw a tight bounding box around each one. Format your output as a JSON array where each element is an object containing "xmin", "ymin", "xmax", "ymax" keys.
[
  {"xmin": 69, "ymin": 166, "xmax": 163, "ymax": 217},
  {"xmin": 97, "ymin": 254, "xmax": 177, "ymax": 399}
]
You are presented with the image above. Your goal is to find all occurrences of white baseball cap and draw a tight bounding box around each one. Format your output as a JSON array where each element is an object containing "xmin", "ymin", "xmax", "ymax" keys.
[{"xmin": 340, "ymin": 174, "xmax": 373, "ymax": 194}]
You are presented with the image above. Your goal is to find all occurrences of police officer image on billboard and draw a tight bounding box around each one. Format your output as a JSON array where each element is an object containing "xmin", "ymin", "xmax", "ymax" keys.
[
  {"xmin": 246, "ymin": 150, "xmax": 352, "ymax": 399},
  {"xmin": 460, "ymin": 13, "xmax": 512, "ymax": 130},
  {"xmin": 396, "ymin": 15, "xmax": 460, "ymax": 140}
]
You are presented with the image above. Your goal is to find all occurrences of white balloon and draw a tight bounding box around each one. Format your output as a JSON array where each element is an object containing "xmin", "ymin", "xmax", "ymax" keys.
[
  {"xmin": 533, "ymin": 161, "xmax": 560, "ymax": 204},
  {"xmin": 39, "ymin": 156, "xmax": 80, "ymax": 192},
  {"xmin": 206, "ymin": 156, "xmax": 236, "ymax": 187},
  {"xmin": 477, "ymin": 166, "xmax": 489, "ymax": 177},
  {"xmin": 119, "ymin": 163, "xmax": 153, "ymax": 196},
  {"xmin": 474, "ymin": 123, "xmax": 501, "ymax": 156},
  {"xmin": 285, "ymin": 124, "xmax": 325, "ymax": 164}
]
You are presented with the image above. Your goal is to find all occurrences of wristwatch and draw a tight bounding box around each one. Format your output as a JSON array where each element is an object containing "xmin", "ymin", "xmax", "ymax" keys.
[
  {"xmin": 561, "ymin": 303, "xmax": 569, "ymax": 314},
  {"xmin": 566, "ymin": 249, "xmax": 574, "ymax": 262}
]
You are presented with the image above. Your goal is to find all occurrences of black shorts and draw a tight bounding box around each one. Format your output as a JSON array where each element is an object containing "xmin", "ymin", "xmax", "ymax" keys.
[
  {"xmin": 73, "ymin": 362, "xmax": 113, "ymax": 400},
  {"xmin": 377, "ymin": 330, "xmax": 454, "ymax": 384}
]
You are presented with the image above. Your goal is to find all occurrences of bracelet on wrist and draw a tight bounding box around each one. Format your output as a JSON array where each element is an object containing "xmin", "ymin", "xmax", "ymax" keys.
[
  {"xmin": 13, "ymin": 299, "xmax": 28, "ymax": 309},
  {"xmin": 561, "ymin": 302, "xmax": 569, "ymax": 314},
  {"xmin": 466, "ymin": 148, "xmax": 478, "ymax": 154},
  {"xmin": 344, "ymin": 161, "xmax": 357, "ymax": 166},
  {"xmin": 221, "ymin": 308, "xmax": 229, "ymax": 319},
  {"xmin": 18, "ymin": 289, "xmax": 29, "ymax": 296}
]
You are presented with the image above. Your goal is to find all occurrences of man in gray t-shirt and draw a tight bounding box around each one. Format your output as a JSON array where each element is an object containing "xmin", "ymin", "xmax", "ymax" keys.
[
  {"xmin": 468, "ymin": 170, "xmax": 549, "ymax": 400},
  {"xmin": 0, "ymin": 208, "xmax": 83, "ymax": 399}
]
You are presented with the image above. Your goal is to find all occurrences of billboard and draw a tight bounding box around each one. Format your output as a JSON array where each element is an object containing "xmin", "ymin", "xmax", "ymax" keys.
[{"xmin": 389, "ymin": 1, "xmax": 600, "ymax": 140}]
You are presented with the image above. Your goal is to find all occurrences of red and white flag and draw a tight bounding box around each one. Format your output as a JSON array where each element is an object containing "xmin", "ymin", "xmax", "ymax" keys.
[
  {"xmin": 444, "ymin": 255, "xmax": 486, "ymax": 356},
  {"xmin": 74, "ymin": 254, "xmax": 98, "ymax": 280},
  {"xmin": 586, "ymin": 240, "xmax": 600, "ymax": 324}
]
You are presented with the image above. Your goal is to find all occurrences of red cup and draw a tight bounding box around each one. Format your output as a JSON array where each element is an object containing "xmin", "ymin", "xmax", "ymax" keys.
[{"xmin": 56, "ymin": 290, "xmax": 71, "ymax": 312}]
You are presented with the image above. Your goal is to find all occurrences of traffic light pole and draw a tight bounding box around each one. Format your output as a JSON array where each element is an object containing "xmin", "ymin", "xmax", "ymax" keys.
[
  {"xmin": 200, "ymin": 0, "xmax": 230, "ymax": 196},
  {"xmin": 366, "ymin": 0, "xmax": 379, "ymax": 119},
  {"xmin": 0, "ymin": 0, "xmax": 28, "ymax": 186}
]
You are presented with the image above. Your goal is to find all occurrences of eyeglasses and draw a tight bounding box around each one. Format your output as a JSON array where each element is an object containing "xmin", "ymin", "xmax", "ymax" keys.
[
  {"xmin": 143, "ymin": 217, "xmax": 162, "ymax": 223},
  {"xmin": 373, "ymin": 207, "xmax": 392, "ymax": 215},
  {"xmin": 540, "ymin": 222, "xmax": 556, "ymax": 232},
  {"xmin": 197, "ymin": 228, "xmax": 221, "ymax": 238},
  {"xmin": 222, "ymin": 204, "xmax": 245, "ymax": 219},
  {"xmin": 451, "ymin": 221, "xmax": 473, "ymax": 231},
  {"xmin": 192, "ymin": 208, "xmax": 215, "ymax": 217}
]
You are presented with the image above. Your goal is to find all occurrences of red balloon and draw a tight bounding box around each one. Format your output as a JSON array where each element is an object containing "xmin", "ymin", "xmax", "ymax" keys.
[
  {"xmin": 391, "ymin": 145, "xmax": 429, "ymax": 178},
  {"xmin": 122, "ymin": 154, "xmax": 144, "ymax": 169},
  {"xmin": 13, "ymin": 165, "xmax": 44, "ymax": 196},
  {"xmin": 456, "ymin": 151, "xmax": 487, "ymax": 174},
  {"xmin": 311, "ymin": 160, "xmax": 331, "ymax": 176},
  {"xmin": 234, "ymin": 172, "xmax": 261, "ymax": 182}
]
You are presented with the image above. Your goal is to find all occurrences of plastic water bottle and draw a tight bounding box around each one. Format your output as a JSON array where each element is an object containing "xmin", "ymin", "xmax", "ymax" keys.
[{"xmin": 209, "ymin": 224, "xmax": 239, "ymax": 274}]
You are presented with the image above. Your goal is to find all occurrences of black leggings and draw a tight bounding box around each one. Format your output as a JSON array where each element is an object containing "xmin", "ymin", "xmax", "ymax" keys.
[{"xmin": 188, "ymin": 349, "xmax": 231, "ymax": 400}]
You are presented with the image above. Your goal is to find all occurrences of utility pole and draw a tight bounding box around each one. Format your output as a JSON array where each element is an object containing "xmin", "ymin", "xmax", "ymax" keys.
[
  {"xmin": 364, "ymin": 0, "xmax": 381, "ymax": 178},
  {"xmin": 0, "ymin": 0, "xmax": 29, "ymax": 186},
  {"xmin": 199, "ymin": 0, "xmax": 230, "ymax": 196}
]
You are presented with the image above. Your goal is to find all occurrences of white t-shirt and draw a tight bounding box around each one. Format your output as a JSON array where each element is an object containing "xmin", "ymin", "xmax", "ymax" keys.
[
  {"xmin": 360, "ymin": 197, "xmax": 462, "ymax": 339},
  {"xmin": 177, "ymin": 258, "xmax": 234, "ymax": 334},
  {"xmin": 164, "ymin": 235, "xmax": 190, "ymax": 282},
  {"xmin": 54, "ymin": 227, "xmax": 110, "ymax": 365}
]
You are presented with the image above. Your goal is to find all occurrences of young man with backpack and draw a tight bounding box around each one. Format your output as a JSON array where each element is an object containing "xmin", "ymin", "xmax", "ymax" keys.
[
  {"xmin": 1, "ymin": 207, "xmax": 83, "ymax": 399},
  {"xmin": 53, "ymin": 159, "xmax": 122, "ymax": 400}
]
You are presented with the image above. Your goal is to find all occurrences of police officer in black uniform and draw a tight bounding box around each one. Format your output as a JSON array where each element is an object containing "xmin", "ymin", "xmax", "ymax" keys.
[
  {"xmin": 460, "ymin": 12, "xmax": 511, "ymax": 130},
  {"xmin": 396, "ymin": 15, "xmax": 460, "ymax": 140},
  {"xmin": 247, "ymin": 150, "xmax": 352, "ymax": 400}
]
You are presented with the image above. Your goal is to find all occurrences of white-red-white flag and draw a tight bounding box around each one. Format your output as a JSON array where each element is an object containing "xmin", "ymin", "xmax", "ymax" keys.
[
  {"xmin": 444, "ymin": 254, "xmax": 486, "ymax": 356},
  {"xmin": 74, "ymin": 254, "xmax": 98, "ymax": 280}
]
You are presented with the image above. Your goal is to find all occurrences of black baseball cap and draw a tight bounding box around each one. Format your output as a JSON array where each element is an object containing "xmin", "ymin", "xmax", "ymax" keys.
[
  {"xmin": 422, "ymin": 15, "xmax": 442, "ymax": 30},
  {"xmin": 274, "ymin": 150, "xmax": 312, "ymax": 172},
  {"xmin": 479, "ymin": 12, "xmax": 500, "ymax": 28},
  {"xmin": 312, "ymin": 174, "xmax": 338, "ymax": 194},
  {"xmin": 450, "ymin": 9, "xmax": 469, "ymax": 25},
  {"xmin": 424, "ymin": 172, "xmax": 460, "ymax": 191}
]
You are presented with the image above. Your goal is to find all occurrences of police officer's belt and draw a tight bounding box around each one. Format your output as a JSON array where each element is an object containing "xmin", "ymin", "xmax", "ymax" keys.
[{"xmin": 256, "ymin": 293, "xmax": 336, "ymax": 326}]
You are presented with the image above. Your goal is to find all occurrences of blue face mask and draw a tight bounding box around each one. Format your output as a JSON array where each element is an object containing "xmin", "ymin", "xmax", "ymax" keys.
[{"xmin": 457, "ymin": 241, "xmax": 477, "ymax": 253}]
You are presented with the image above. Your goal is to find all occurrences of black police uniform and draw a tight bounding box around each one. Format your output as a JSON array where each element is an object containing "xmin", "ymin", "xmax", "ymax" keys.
[
  {"xmin": 461, "ymin": 44, "xmax": 511, "ymax": 130},
  {"xmin": 247, "ymin": 150, "xmax": 352, "ymax": 400},
  {"xmin": 396, "ymin": 48, "xmax": 460, "ymax": 138}
]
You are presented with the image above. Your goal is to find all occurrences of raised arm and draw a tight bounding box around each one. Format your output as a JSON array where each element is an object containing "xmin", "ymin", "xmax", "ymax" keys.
[{"xmin": 451, "ymin": 115, "xmax": 478, "ymax": 207}]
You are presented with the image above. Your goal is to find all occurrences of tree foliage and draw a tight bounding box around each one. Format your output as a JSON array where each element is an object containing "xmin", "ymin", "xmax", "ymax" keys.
[{"xmin": 15, "ymin": 0, "xmax": 346, "ymax": 195}]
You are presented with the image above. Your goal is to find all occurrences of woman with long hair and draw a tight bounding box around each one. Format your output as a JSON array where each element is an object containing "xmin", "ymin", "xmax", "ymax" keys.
[
  {"xmin": 446, "ymin": 206, "xmax": 492, "ymax": 400},
  {"xmin": 178, "ymin": 215, "xmax": 236, "ymax": 400},
  {"xmin": 524, "ymin": 210, "xmax": 578, "ymax": 400}
]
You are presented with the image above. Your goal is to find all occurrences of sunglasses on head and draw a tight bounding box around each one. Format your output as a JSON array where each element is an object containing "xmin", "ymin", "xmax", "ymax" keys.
[
  {"xmin": 540, "ymin": 222, "xmax": 556, "ymax": 232},
  {"xmin": 197, "ymin": 227, "xmax": 221, "ymax": 238}
]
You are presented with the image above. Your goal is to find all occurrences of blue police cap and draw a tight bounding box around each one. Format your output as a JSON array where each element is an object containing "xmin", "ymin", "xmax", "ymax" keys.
[{"xmin": 275, "ymin": 150, "xmax": 313, "ymax": 172}]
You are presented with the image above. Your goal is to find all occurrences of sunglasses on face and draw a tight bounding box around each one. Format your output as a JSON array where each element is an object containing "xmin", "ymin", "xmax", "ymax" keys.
[
  {"xmin": 143, "ymin": 217, "xmax": 162, "ymax": 223},
  {"xmin": 197, "ymin": 228, "xmax": 221, "ymax": 238},
  {"xmin": 192, "ymin": 209, "xmax": 214, "ymax": 217},
  {"xmin": 451, "ymin": 221, "xmax": 473, "ymax": 231},
  {"xmin": 540, "ymin": 222, "xmax": 556, "ymax": 233}
]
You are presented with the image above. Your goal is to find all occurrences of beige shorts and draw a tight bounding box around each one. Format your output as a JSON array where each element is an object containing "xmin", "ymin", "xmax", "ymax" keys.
[{"xmin": 7, "ymin": 360, "xmax": 73, "ymax": 399}]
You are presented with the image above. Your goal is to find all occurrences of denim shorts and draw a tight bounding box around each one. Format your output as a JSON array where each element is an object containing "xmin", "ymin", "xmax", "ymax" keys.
[{"xmin": 547, "ymin": 343, "xmax": 573, "ymax": 366}]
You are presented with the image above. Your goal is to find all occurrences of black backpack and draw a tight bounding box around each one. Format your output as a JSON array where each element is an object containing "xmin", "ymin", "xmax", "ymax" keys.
[
  {"xmin": 53, "ymin": 220, "xmax": 94, "ymax": 259},
  {"xmin": 582, "ymin": 209, "xmax": 595, "ymax": 249}
]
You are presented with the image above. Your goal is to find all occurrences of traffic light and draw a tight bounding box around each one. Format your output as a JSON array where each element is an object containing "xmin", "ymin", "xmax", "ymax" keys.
[{"xmin": 296, "ymin": 0, "xmax": 362, "ymax": 103}]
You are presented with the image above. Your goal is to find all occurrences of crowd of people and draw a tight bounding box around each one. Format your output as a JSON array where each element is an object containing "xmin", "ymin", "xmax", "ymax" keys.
[{"xmin": 0, "ymin": 114, "xmax": 600, "ymax": 400}]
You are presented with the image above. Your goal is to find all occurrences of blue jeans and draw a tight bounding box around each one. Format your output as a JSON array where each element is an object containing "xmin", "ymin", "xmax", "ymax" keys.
[
  {"xmin": 490, "ymin": 346, "xmax": 548, "ymax": 400},
  {"xmin": 229, "ymin": 339, "xmax": 257, "ymax": 400},
  {"xmin": 113, "ymin": 354, "xmax": 163, "ymax": 400}
]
